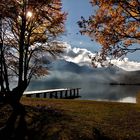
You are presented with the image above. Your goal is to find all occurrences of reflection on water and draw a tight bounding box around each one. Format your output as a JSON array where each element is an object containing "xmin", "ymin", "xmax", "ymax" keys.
[
  {"xmin": 28, "ymin": 80, "xmax": 140, "ymax": 103},
  {"xmin": 118, "ymin": 97, "xmax": 136, "ymax": 103}
]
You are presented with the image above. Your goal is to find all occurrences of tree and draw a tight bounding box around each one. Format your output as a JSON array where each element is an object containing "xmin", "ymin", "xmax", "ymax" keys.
[
  {"xmin": 78, "ymin": 0, "xmax": 140, "ymax": 66},
  {"xmin": 0, "ymin": 0, "xmax": 66, "ymax": 111}
]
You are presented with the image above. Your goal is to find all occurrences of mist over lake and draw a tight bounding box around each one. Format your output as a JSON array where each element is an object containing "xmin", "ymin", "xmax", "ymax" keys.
[{"xmin": 28, "ymin": 79, "xmax": 140, "ymax": 103}]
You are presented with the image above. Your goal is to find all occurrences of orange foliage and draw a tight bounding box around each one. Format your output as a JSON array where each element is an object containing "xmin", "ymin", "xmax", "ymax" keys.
[
  {"xmin": 78, "ymin": 0, "xmax": 140, "ymax": 59},
  {"xmin": 0, "ymin": 0, "xmax": 66, "ymax": 88}
]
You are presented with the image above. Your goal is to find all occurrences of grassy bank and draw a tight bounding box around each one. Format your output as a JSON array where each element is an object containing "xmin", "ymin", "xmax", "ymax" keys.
[{"xmin": 1, "ymin": 98, "xmax": 140, "ymax": 140}]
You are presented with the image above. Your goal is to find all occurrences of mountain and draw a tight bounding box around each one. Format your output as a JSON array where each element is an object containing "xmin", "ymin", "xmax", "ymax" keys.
[
  {"xmin": 44, "ymin": 59, "xmax": 129, "ymax": 84},
  {"xmin": 40, "ymin": 41, "xmax": 140, "ymax": 84},
  {"xmin": 44, "ymin": 58, "xmax": 140, "ymax": 85},
  {"xmin": 48, "ymin": 59, "xmax": 94, "ymax": 74}
]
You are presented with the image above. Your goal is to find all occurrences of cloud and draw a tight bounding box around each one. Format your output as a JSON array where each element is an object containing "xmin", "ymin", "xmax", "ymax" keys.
[
  {"xmin": 58, "ymin": 41, "xmax": 95, "ymax": 67},
  {"xmin": 57, "ymin": 41, "xmax": 140, "ymax": 71},
  {"xmin": 42, "ymin": 41, "xmax": 140, "ymax": 71},
  {"xmin": 111, "ymin": 59, "xmax": 140, "ymax": 71}
]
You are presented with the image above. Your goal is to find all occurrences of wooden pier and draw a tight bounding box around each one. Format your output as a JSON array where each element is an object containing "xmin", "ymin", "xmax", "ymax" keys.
[{"xmin": 24, "ymin": 88, "xmax": 81, "ymax": 99}]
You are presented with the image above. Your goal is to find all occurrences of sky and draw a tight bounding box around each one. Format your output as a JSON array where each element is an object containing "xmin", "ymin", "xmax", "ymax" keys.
[
  {"xmin": 61, "ymin": 0, "xmax": 140, "ymax": 62},
  {"xmin": 61, "ymin": 0, "xmax": 100, "ymax": 52}
]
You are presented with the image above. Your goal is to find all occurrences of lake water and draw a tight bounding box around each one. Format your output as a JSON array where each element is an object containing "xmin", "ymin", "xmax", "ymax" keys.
[{"xmin": 28, "ymin": 80, "xmax": 140, "ymax": 103}]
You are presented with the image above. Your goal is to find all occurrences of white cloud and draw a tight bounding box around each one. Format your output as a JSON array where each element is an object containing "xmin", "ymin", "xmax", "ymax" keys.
[
  {"xmin": 58, "ymin": 42, "xmax": 94, "ymax": 67},
  {"xmin": 111, "ymin": 59, "xmax": 140, "ymax": 71},
  {"xmin": 59, "ymin": 41, "xmax": 140, "ymax": 71},
  {"xmin": 43, "ymin": 41, "xmax": 140, "ymax": 71}
]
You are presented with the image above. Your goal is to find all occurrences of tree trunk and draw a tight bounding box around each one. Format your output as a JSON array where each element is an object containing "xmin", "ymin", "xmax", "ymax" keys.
[{"xmin": 0, "ymin": 90, "xmax": 27, "ymax": 140}]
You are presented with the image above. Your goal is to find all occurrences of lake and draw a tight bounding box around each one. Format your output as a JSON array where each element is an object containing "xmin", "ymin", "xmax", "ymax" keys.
[{"xmin": 28, "ymin": 80, "xmax": 140, "ymax": 103}]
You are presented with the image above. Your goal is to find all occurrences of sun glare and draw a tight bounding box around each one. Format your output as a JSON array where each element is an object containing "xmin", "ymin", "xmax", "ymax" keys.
[{"xmin": 26, "ymin": 11, "xmax": 33, "ymax": 18}]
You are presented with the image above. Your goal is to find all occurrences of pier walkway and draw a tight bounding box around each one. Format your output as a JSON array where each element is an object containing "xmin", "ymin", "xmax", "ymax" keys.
[{"xmin": 24, "ymin": 88, "xmax": 81, "ymax": 99}]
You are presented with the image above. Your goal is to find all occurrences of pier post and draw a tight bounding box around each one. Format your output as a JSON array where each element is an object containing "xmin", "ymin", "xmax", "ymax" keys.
[
  {"xmin": 54, "ymin": 91, "xmax": 58, "ymax": 98},
  {"xmin": 43, "ymin": 92, "xmax": 47, "ymax": 98},
  {"xmin": 65, "ymin": 90, "xmax": 68, "ymax": 98},
  {"xmin": 50, "ymin": 92, "xmax": 53, "ymax": 98},
  {"xmin": 73, "ymin": 89, "xmax": 76, "ymax": 96},
  {"xmin": 70, "ymin": 89, "xmax": 72, "ymax": 97},
  {"xmin": 26, "ymin": 94, "xmax": 32, "ymax": 97},
  {"xmin": 36, "ymin": 93, "xmax": 40, "ymax": 98},
  {"xmin": 60, "ymin": 91, "xmax": 63, "ymax": 98},
  {"xmin": 77, "ymin": 88, "xmax": 80, "ymax": 97}
]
